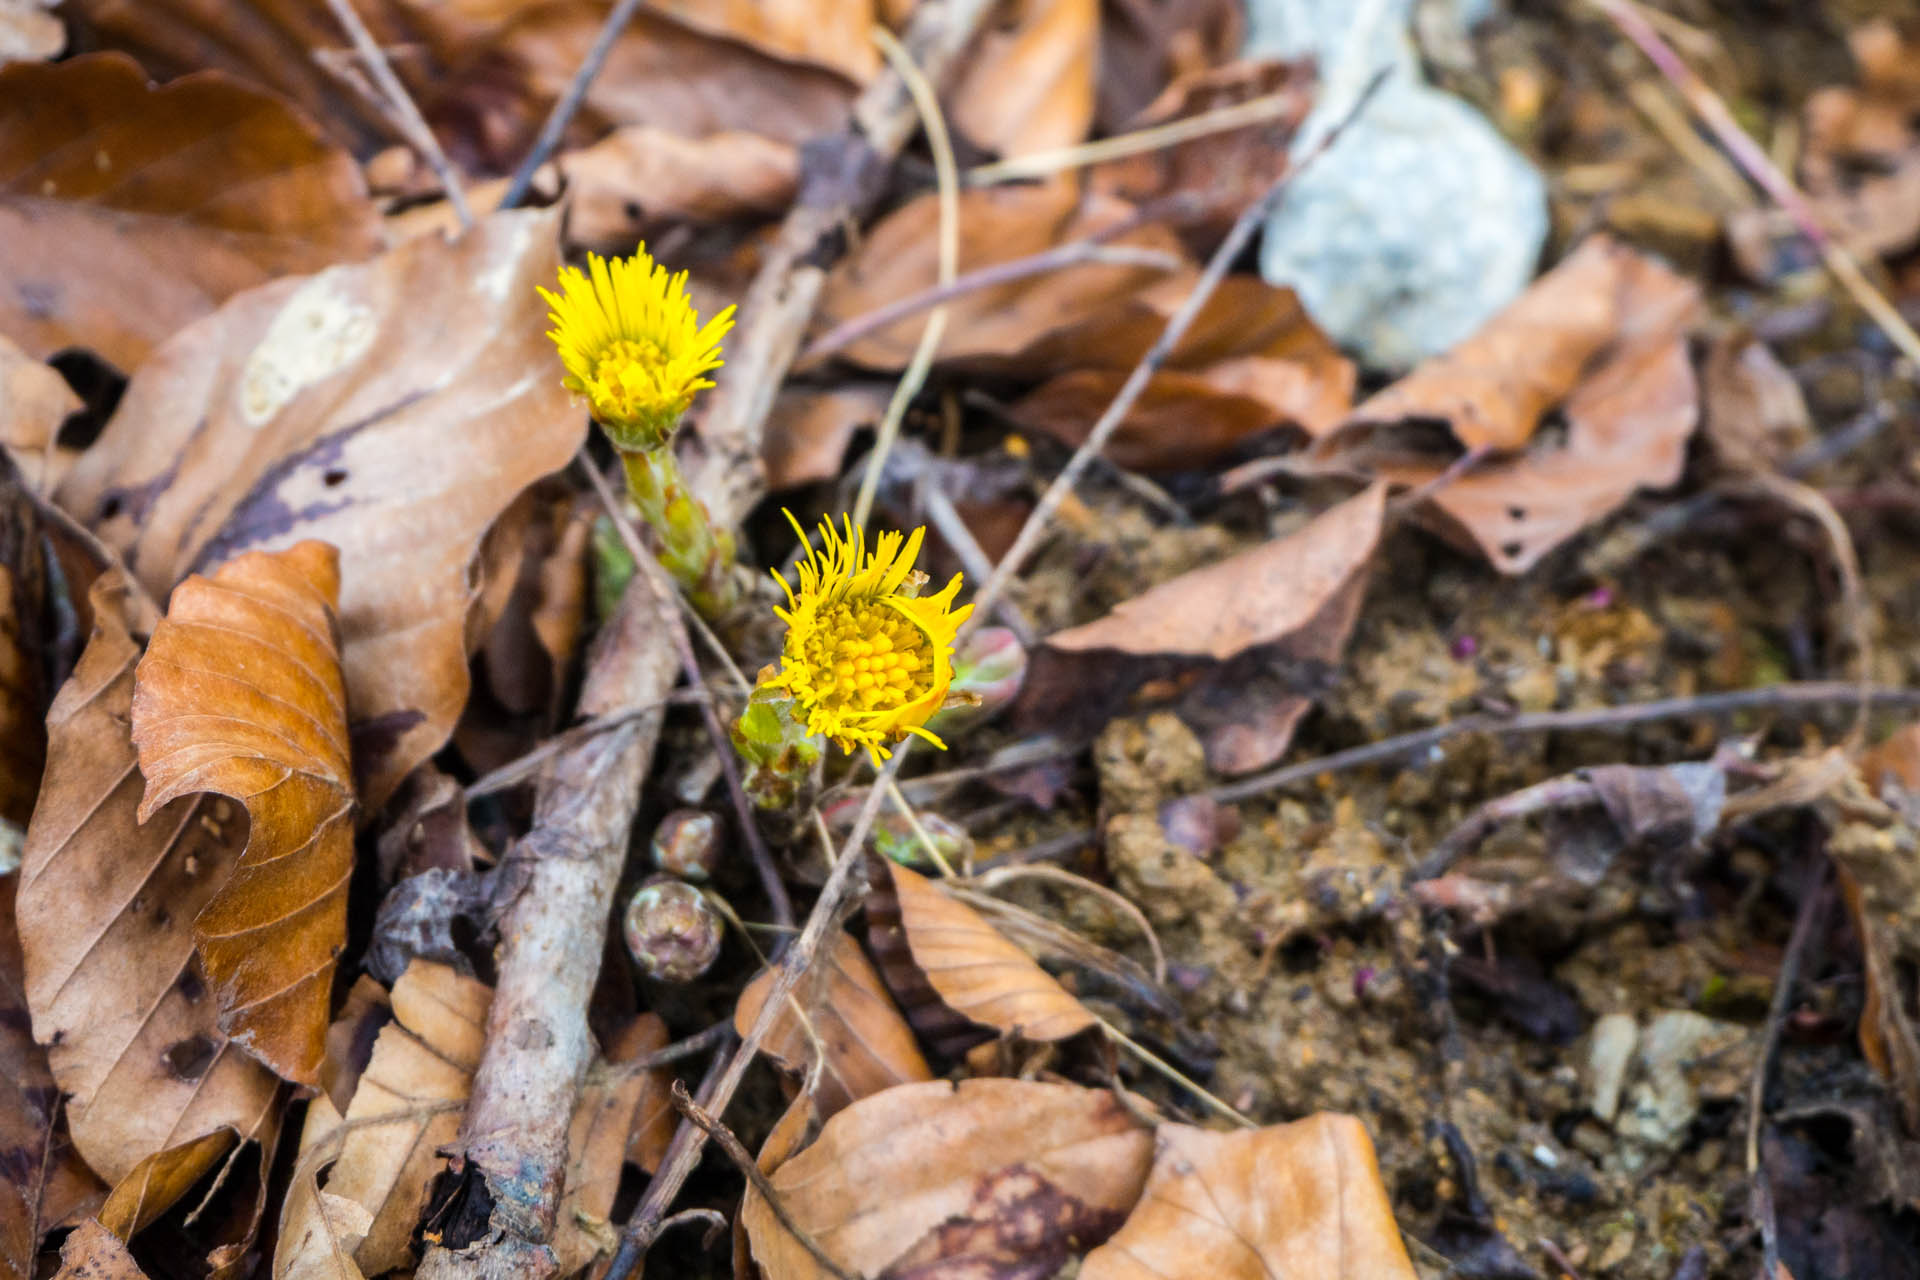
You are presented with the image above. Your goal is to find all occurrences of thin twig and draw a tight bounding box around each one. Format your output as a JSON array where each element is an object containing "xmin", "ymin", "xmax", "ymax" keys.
[
  {"xmin": 799, "ymin": 242, "xmax": 1185, "ymax": 366},
  {"xmin": 608, "ymin": 749, "xmax": 911, "ymax": 1279},
  {"xmin": 1211, "ymin": 681, "xmax": 1920, "ymax": 806},
  {"xmin": 918, "ymin": 481, "xmax": 1036, "ymax": 644},
  {"xmin": 1540, "ymin": 1237, "xmax": 1591, "ymax": 1280},
  {"xmin": 851, "ymin": 23, "xmax": 960, "ymax": 530},
  {"xmin": 589, "ymin": 1020, "xmax": 733, "ymax": 1083},
  {"xmin": 500, "ymin": 0, "xmax": 646, "ymax": 211},
  {"xmin": 966, "ymin": 85, "xmax": 1312, "ymax": 186},
  {"xmin": 1748, "ymin": 850, "xmax": 1829, "ymax": 1280},
  {"xmin": 965, "ymin": 69, "xmax": 1393, "ymax": 627},
  {"xmin": 1587, "ymin": 0, "xmax": 1920, "ymax": 370},
  {"xmin": 465, "ymin": 694, "xmax": 715, "ymax": 800},
  {"xmin": 322, "ymin": 0, "xmax": 473, "ymax": 229},
  {"xmin": 668, "ymin": 1081, "xmax": 860, "ymax": 1280},
  {"xmin": 581, "ymin": 459, "xmax": 794, "ymax": 931}
]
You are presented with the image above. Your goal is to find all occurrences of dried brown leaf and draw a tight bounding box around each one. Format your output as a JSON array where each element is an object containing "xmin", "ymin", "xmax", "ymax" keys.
[
  {"xmin": 64, "ymin": 2, "xmax": 855, "ymax": 171},
  {"xmin": 871, "ymin": 860, "xmax": 1096, "ymax": 1045},
  {"xmin": 53, "ymin": 1219, "xmax": 148, "ymax": 1280},
  {"xmin": 1011, "ymin": 358, "xmax": 1343, "ymax": 472},
  {"xmin": 763, "ymin": 385, "xmax": 891, "ymax": 492},
  {"xmin": 1094, "ymin": 0, "xmax": 1243, "ymax": 131},
  {"xmin": 734, "ymin": 929, "xmax": 932, "ymax": 1118},
  {"xmin": 744, "ymin": 1079, "xmax": 1153, "ymax": 1279},
  {"xmin": 947, "ymin": 0, "xmax": 1098, "ymax": 158},
  {"xmin": 1701, "ymin": 330, "xmax": 1813, "ymax": 475},
  {"xmin": 128, "ymin": 542, "xmax": 352, "ymax": 1085},
  {"xmin": 55, "ymin": 208, "xmax": 582, "ymax": 809},
  {"xmin": 0, "ymin": 335, "xmax": 80, "ymax": 493},
  {"xmin": 95, "ymin": 1129, "xmax": 234, "ymax": 1242},
  {"xmin": 1049, "ymin": 483, "xmax": 1384, "ymax": 660},
  {"xmin": 1089, "ymin": 59, "xmax": 1315, "ymax": 243},
  {"xmin": 0, "ymin": 53, "xmax": 379, "ymax": 371},
  {"xmin": 1081, "ymin": 1114, "xmax": 1416, "ymax": 1280},
  {"xmin": 20, "ymin": 571, "xmax": 281, "ymax": 1197},
  {"xmin": 0, "ymin": 876, "xmax": 105, "ymax": 1277},
  {"xmin": 278, "ymin": 960, "xmax": 485, "ymax": 1277},
  {"xmin": 1339, "ymin": 234, "xmax": 1698, "ymax": 452},
  {"xmin": 559, "ymin": 126, "xmax": 798, "ymax": 249}
]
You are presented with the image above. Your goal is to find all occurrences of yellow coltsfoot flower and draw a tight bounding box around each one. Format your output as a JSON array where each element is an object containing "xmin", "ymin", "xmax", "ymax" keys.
[
  {"xmin": 762, "ymin": 511, "xmax": 973, "ymax": 763},
  {"xmin": 539, "ymin": 247, "xmax": 735, "ymax": 451}
]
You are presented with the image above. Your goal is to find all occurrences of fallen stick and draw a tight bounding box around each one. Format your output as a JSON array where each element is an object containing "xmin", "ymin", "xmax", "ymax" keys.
[{"xmin": 417, "ymin": 566, "xmax": 678, "ymax": 1280}]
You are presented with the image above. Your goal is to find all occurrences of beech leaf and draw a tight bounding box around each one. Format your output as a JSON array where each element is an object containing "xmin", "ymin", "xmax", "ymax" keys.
[
  {"xmin": 1081, "ymin": 1114, "xmax": 1417, "ymax": 1280},
  {"xmin": 55, "ymin": 208, "xmax": 583, "ymax": 809},
  {"xmin": 0, "ymin": 53, "xmax": 379, "ymax": 370},
  {"xmin": 20, "ymin": 571, "xmax": 280, "ymax": 1194},
  {"xmin": 744, "ymin": 1079, "xmax": 1153, "ymax": 1280},
  {"xmin": 130, "ymin": 541, "xmax": 353, "ymax": 1086}
]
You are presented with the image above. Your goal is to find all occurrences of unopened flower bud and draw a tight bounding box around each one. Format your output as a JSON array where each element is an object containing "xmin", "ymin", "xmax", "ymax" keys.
[
  {"xmin": 651, "ymin": 809, "xmax": 724, "ymax": 881},
  {"xmin": 624, "ymin": 877, "xmax": 723, "ymax": 982},
  {"xmin": 929, "ymin": 626, "xmax": 1027, "ymax": 734},
  {"xmin": 821, "ymin": 795, "xmax": 974, "ymax": 869}
]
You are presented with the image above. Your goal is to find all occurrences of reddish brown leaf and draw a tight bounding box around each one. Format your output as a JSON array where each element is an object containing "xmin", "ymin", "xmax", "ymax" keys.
[
  {"xmin": 54, "ymin": 1219, "xmax": 149, "ymax": 1280},
  {"xmin": 1701, "ymin": 330, "xmax": 1813, "ymax": 475},
  {"xmin": 55, "ymin": 208, "xmax": 582, "ymax": 809},
  {"xmin": 762, "ymin": 385, "xmax": 891, "ymax": 492},
  {"xmin": 734, "ymin": 929, "xmax": 932, "ymax": 1118},
  {"xmin": 947, "ymin": 0, "xmax": 1098, "ymax": 158},
  {"xmin": 744, "ymin": 1079, "xmax": 1153, "ymax": 1280},
  {"xmin": 130, "ymin": 541, "xmax": 352, "ymax": 1085},
  {"xmin": 20, "ymin": 571, "xmax": 281, "ymax": 1195},
  {"xmin": 0, "ymin": 53, "xmax": 379, "ymax": 370},
  {"xmin": 0, "ymin": 876, "xmax": 105, "ymax": 1276},
  {"xmin": 1049, "ymin": 483, "xmax": 1384, "ymax": 661},
  {"xmin": 1094, "ymin": 0, "xmax": 1244, "ymax": 131},
  {"xmin": 872, "ymin": 860, "xmax": 1097, "ymax": 1046},
  {"xmin": 1089, "ymin": 59, "xmax": 1315, "ymax": 243},
  {"xmin": 558, "ymin": 126, "xmax": 799, "ymax": 249},
  {"xmin": 1081, "ymin": 1114, "xmax": 1416, "ymax": 1280}
]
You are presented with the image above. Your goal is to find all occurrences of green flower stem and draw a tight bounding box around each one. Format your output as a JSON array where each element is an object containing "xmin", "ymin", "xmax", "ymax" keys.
[{"xmin": 618, "ymin": 443, "xmax": 739, "ymax": 619}]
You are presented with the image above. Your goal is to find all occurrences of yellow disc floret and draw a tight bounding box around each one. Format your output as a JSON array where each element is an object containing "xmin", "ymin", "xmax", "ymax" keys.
[
  {"xmin": 539, "ymin": 247, "xmax": 735, "ymax": 451},
  {"xmin": 762, "ymin": 511, "xmax": 973, "ymax": 762}
]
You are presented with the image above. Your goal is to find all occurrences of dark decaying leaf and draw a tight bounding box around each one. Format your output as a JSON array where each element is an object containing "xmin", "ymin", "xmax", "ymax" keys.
[
  {"xmin": 743, "ymin": 1079, "xmax": 1154, "ymax": 1280},
  {"xmin": 130, "ymin": 542, "xmax": 353, "ymax": 1086},
  {"xmin": 0, "ymin": 875, "xmax": 106, "ymax": 1277},
  {"xmin": 55, "ymin": 208, "xmax": 582, "ymax": 810},
  {"xmin": 0, "ymin": 53, "xmax": 379, "ymax": 371},
  {"xmin": 19, "ymin": 571, "xmax": 281, "ymax": 1200}
]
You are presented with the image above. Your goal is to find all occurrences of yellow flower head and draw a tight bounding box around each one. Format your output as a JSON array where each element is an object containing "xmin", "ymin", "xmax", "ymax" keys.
[
  {"xmin": 762, "ymin": 511, "xmax": 973, "ymax": 763},
  {"xmin": 539, "ymin": 247, "xmax": 736, "ymax": 451}
]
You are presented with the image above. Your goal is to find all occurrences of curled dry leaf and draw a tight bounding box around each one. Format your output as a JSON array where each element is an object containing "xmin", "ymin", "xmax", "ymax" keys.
[
  {"xmin": 278, "ymin": 962, "xmax": 669, "ymax": 1278},
  {"xmin": 1316, "ymin": 236, "xmax": 1701, "ymax": 574},
  {"xmin": 733, "ymin": 929, "xmax": 932, "ymax": 1118},
  {"xmin": 743, "ymin": 1079, "xmax": 1153, "ymax": 1280},
  {"xmin": 19, "ymin": 572, "xmax": 280, "ymax": 1195},
  {"xmin": 55, "ymin": 208, "xmax": 582, "ymax": 810},
  {"xmin": 1700, "ymin": 330, "xmax": 1812, "ymax": 475},
  {"xmin": 279, "ymin": 959, "xmax": 487, "ymax": 1278},
  {"xmin": 1020, "ymin": 485, "xmax": 1382, "ymax": 765},
  {"xmin": 946, "ymin": 0, "xmax": 1098, "ymax": 158},
  {"xmin": 130, "ymin": 542, "xmax": 352, "ymax": 1086},
  {"xmin": 0, "ymin": 876, "xmax": 106, "ymax": 1276},
  {"xmin": 1338, "ymin": 235, "xmax": 1697, "ymax": 454},
  {"xmin": 54, "ymin": 1219, "xmax": 150, "ymax": 1280},
  {"xmin": 0, "ymin": 333, "xmax": 81, "ymax": 492},
  {"xmin": 1050, "ymin": 482, "xmax": 1385, "ymax": 662},
  {"xmin": 558, "ymin": 126, "xmax": 799, "ymax": 249},
  {"xmin": 1080, "ymin": 1114, "xmax": 1416, "ymax": 1280},
  {"xmin": 868, "ymin": 859, "xmax": 1096, "ymax": 1053},
  {"xmin": 0, "ymin": 53, "xmax": 379, "ymax": 371}
]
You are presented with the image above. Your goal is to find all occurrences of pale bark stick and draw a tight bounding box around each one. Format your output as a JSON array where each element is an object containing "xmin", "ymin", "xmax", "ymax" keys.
[{"xmin": 418, "ymin": 566, "xmax": 678, "ymax": 1280}]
